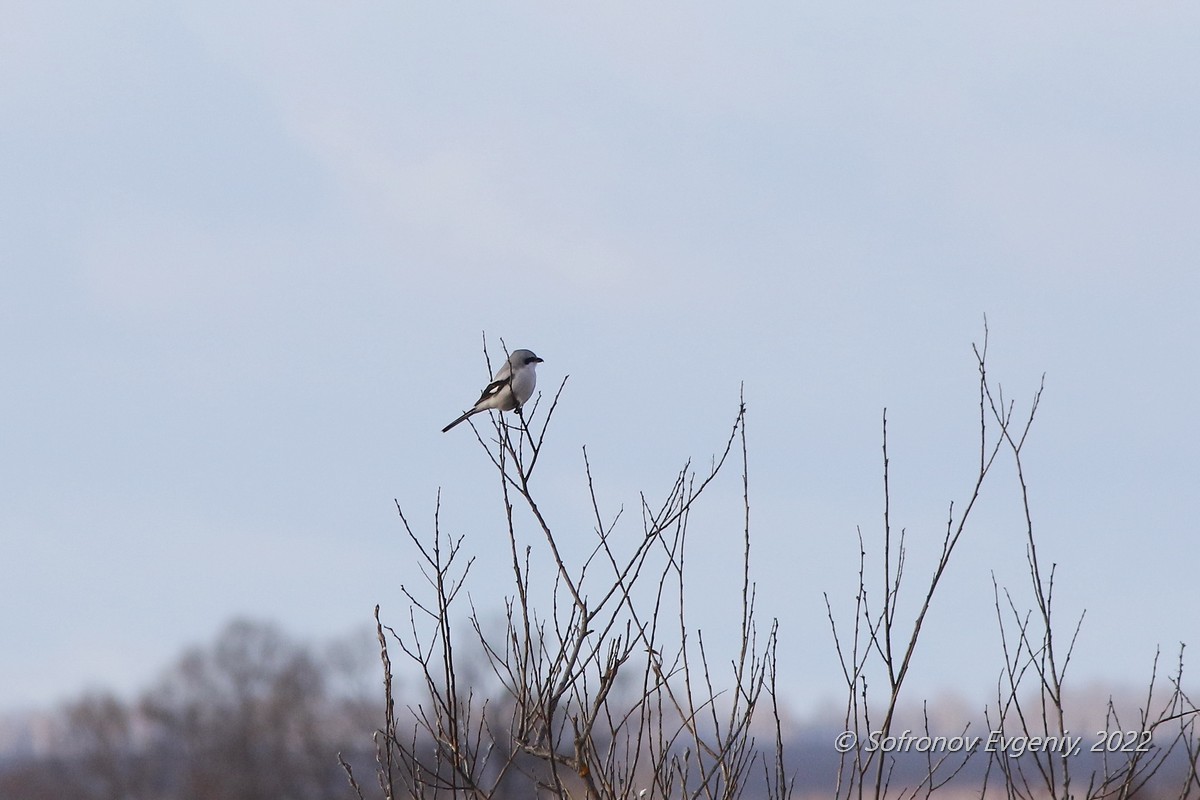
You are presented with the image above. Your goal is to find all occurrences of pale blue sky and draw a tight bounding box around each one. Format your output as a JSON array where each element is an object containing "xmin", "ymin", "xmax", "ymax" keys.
[{"xmin": 3, "ymin": 3, "xmax": 1198, "ymax": 715}]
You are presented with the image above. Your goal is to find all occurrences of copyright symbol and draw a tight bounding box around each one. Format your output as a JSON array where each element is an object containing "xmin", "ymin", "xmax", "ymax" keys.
[{"xmin": 835, "ymin": 731, "xmax": 857, "ymax": 752}]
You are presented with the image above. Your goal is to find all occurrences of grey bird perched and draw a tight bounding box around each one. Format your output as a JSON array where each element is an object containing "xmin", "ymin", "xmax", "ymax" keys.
[{"xmin": 442, "ymin": 349, "xmax": 544, "ymax": 433}]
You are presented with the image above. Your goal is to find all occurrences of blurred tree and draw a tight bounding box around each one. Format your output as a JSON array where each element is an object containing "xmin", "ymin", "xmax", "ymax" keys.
[
  {"xmin": 139, "ymin": 618, "xmax": 349, "ymax": 800},
  {"xmin": 0, "ymin": 619, "xmax": 376, "ymax": 800},
  {"xmin": 62, "ymin": 690, "xmax": 151, "ymax": 799}
]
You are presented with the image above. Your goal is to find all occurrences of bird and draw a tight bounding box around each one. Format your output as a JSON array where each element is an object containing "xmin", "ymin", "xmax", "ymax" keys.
[{"xmin": 442, "ymin": 348, "xmax": 544, "ymax": 433}]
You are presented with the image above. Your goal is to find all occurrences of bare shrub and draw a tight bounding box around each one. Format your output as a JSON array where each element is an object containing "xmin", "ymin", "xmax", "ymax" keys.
[{"xmin": 349, "ymin": 341, "xmax": 791, "ymax": 799}]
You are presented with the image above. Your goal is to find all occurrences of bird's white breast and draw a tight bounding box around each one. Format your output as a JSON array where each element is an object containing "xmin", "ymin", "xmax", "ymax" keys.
[{"xmin": 510, "ymin": 364, "xmax": 537, "ymax": 407}]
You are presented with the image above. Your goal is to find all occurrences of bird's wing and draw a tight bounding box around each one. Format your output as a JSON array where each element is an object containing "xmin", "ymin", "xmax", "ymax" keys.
[{"xmin": 472, "ymin": 375, "xmax": 512, "ymax": 408}]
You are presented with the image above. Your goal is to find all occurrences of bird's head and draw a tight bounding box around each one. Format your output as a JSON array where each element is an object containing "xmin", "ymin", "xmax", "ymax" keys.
[{"xmin": 509, "ymin": 349, "xmax": 544, "ymax": 368}]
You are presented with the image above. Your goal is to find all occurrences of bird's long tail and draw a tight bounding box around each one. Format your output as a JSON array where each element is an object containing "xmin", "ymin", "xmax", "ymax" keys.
[{"xmin": 441, "ymin": 409, "xmax": 477, "ymax": 433}]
